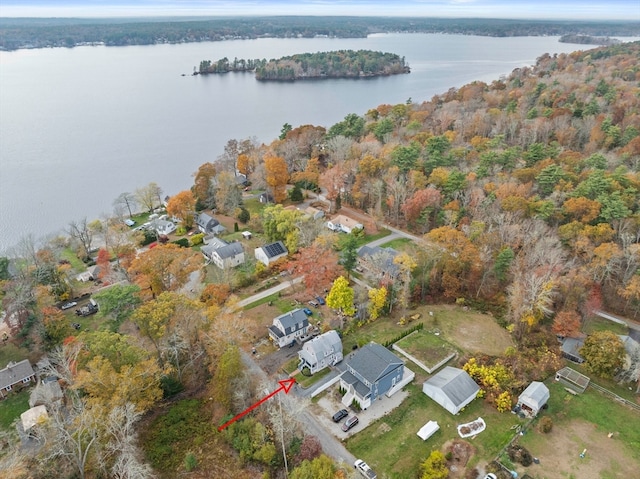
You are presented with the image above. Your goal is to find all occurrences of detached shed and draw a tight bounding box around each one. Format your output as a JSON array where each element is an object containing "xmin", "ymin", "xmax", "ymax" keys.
[
  {"xmin": 516, "ymin": 381, "xmax": 550, "ymax": 418},
  {"xmin": 422, "ymin": 366, "xmax": 480, "ymax": 415}
]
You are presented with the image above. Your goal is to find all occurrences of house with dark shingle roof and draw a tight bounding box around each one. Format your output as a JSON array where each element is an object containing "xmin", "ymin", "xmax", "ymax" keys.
[
  {"xmin": 0, "ymin": 359, "xmax": 36, "ymax": 398},
  {"xmin": 196, "ymin": 212, "xmax": 225, "ymax": 235},
  {"xmin": 357, "ymin": 245, "xmax": 399, "ymax": 279},
  {"xmin": 340, "ymin": 342, "xmax": 404, "ymax": 410},
  {"xmin": 201, "ymin": 239, "xmax": 245, "ymax": 269},
  {"xmin": 268, "ymin": 309, "xmax": 310, "ymax": 348}
]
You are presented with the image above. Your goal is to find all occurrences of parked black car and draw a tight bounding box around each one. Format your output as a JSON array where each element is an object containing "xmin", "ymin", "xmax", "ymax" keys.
[{"xmin": 332, "ymin": 409, "xmax": 349, "ymax": 422}]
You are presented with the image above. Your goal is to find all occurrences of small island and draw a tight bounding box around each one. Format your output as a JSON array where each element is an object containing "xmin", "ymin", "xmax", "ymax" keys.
[
  {"xmin": 559, "ymin": 34, "xmax": 621, "ymax": 46},
  {"xmin": 196, "ymin": 49, "xmax": 410, "ymax": 81}
]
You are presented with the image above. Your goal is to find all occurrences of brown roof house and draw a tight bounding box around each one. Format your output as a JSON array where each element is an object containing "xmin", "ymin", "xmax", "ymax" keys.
[{"xmin": 0, "ymin": 359, "xmax": 36, "ymax": 398}]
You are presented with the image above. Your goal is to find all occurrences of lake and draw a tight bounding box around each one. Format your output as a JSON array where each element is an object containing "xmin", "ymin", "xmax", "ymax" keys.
[{"xmin": 0, "ymin": 33, "xmax": 594, "ymax": 253}]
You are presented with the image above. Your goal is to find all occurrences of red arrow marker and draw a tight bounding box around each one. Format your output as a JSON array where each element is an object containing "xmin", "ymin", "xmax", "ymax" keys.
[{"xmin": 217, "ymin": 378, "xmax": 296, "ymax": 431}]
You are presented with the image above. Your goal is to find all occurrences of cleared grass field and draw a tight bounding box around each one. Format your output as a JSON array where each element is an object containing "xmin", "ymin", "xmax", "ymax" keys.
[
  {"xmin": 516, "ymin": 380, "xmax": 640, "ymax": 479},
  {"xmin": 345, "ymin": 383, "xmax": 526, "ymax": 479},
  {"xmin": 0, "ymin": 389, "xmax": 30, "ymax": 431},
  {"xmin": 395, "ymin": 330, "xmax": 458, "ymax": 370}
]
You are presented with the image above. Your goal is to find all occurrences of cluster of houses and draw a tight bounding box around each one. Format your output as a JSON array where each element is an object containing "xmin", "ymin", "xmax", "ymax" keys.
[
  {"xmin": 266, "ymin": 307, "xmax": 552, "ymax": 425},
  {"xmin": 0, "ymin": 358, "xmax": 66, "ymax": 436},
  {"xmin": 193, "ymin": 211, "xmax": 368, "ymax": 271}
]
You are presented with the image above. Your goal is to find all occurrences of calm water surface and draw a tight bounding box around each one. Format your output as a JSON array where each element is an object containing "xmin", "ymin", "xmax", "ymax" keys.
[{"xmin": 0, "ymin": 34, "xmax": 591, "ymax": 252}]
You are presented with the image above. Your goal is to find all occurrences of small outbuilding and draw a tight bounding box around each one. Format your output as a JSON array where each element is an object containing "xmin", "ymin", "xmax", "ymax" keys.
[
  {"xmin": 21, "ymin": 405, "xmax": 48, "ymax": 432},
  {"xmin": 516, "ymin": 381, "xmax": 550, "ymax": 418},
  {"xmin": 417, "ymin": 421, "xmax": 440, "ymax": 441},
  {"xmin": 422, "ymin": 366, "xmax": 480, "ymax": 415}
]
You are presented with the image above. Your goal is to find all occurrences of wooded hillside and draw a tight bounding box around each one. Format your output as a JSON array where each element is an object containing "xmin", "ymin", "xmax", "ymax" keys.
[{"xmin": 262, "ymin": 41, "xmax": 640, "ymax": 329}]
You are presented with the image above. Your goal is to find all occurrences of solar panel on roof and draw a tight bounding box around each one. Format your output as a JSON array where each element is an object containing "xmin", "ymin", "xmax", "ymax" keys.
[{"xmin": 265, "ymin": 242, "xmax": 286, "ymax": 257}]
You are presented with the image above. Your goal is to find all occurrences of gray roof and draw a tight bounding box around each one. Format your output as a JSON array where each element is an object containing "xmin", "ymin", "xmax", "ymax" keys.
[
  {"xmin": 357, "ymin": 246, "xmax": 399, "ymax": 275},
  {"xmin": 196, "ymin": 212, "xmax": 219, "ymax": 228},
  {"xmin": 274, "ymin": 308, "xmax": 309, "ymax": 335},
  {"xmin": 215, "ymin": 242, "xmax": 244, "ymax": 259},
  {"xmin": 518, "ymin": 381, "xmax": 549, "ymax": 409},
  {"xmin": 347, "ymin": 343, "xmax": 403, "ymax": 384},
  {"xmin": 303, "ymin": 330, "xmax": 342, "ymax": 358},
  {"xmin": 423, "ymin": 367, "xmax": 480, "ymax": 407},
  {"xmin": 561, "ymin": 337, "xmax": 585, "ymax": 360},
  {"xmin": 341, "ymin": 370, "xmax": 371, "ymax": 397},
  {"xmin": 0, "ymin": 359, "xmax": 35, "ymax": 390}
]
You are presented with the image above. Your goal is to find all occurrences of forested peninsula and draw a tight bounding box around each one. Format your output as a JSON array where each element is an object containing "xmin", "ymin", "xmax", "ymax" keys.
[
  {"xmin": 197, "ymin": 50, "xmax": 410, "ymax": 81},
  {"xmin": 1, "ymin": 16, "xmax": 638, "ymax": 51}
]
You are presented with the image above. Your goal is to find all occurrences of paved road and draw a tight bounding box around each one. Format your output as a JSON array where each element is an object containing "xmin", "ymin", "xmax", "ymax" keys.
[
  {"xmin": 240, "ymin": 351, "xmax": 356, "ymax": 467},
  {"xmin": 235, "ymin": 276, "xmax": 304, "ymax": 308}
]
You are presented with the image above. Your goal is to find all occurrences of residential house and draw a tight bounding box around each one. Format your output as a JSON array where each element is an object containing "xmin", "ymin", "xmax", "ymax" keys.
[
  {"xmin": 268, "ymin": 309, "xmax": 310, "ymax": 348},
  {"xmin": 75, "ymin": 264, "xmax": 102, "ymax": 282},
  {"xmin": 560, "ymin": 337, "xmax": 585, "ymax": 363},
  {"xmin": 326, "ymin": 214, "xmax": 363, "ymax": 234},
  {"xmin": 202, "ymin": 239, "xmax": 245, "ymax": 269},
  {"xmin": 21, "ymin": 405, "xmax": 48, "ymax": 433},
  {"xmin": 422, "ymin": 366, "xmax": 480, "ymax": 415},
  {"xmin": 0, "ymin": 359, "xmax": 36, "ymax": 398},
  {"xmin": 357, "ymin": 245, "xmax": 399, "ymax": 279},
  {"xmin": 153, "ymin": 219, "xmax": 176, "ymax": 236},
  {"xmin": 255, "ymin": 241, "xmax": 288, "ymax": 266},
  {"xmin": 515, "ymin": 381, "xmax": 550, "ymax": 418},
  {"xmin": 304, "ymin": 206, "xmax": 325, "ymax": 220},
  {"xmin": 298, "ymin": 330, "xmax": 343, "ymax": 374},
  {"xmin": 340, "ymin": 342, "xmax": 405, "ymax": 410},
  {"xmin": 196, "ymin": 212, "xmax": 225, "ymax": 235}
]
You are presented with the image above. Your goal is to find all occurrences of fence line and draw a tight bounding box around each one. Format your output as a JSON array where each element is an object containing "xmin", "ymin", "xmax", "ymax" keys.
[{"xmin": 588, "ymin": 382, "xmax": 640, "ymax": 412}]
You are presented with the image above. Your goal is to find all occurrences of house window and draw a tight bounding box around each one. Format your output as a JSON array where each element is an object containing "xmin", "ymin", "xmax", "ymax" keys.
[
  {"xmin": 392, "ymin": 377, "xmax": 396, "ymax": 387},
  {"xmin": 5, "ymin": 385, "xmax": 11, "ymax": 392},
  {"xmin": 22, "ymin": 377, "xmax": 31, "ymax": 383}
]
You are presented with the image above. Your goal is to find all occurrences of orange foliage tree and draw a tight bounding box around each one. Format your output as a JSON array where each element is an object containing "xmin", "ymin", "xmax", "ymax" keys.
[
  {"xmin": 128, "ymin": 244, "xmax": 200, "ymax": 298},
  {"xmin": 264, "ymin": 155, "xmax": 289, "ymax": 203},
  {"xmin": 166, "ymin": 190, "xmax": 196, "ymax": 229}
]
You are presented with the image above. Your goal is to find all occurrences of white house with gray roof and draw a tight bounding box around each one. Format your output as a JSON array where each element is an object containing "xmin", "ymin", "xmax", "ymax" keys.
[
  {"xmin": 255, "ymin": 241, "xmax": 288, "ymax": 266},
  {"xmin": 268, "ymin": 309, "xmax": 310, "ymax": 348},
  {"xmin": 422, "ymin": 366, "xmax": 479, "ymax": 415},
  {"xmin": 298, "ymin": 330, "xmax": 343, "ymax": 374},
  {"xmin": 201, "ymin": 239, "xmax": 245, "ymax": 269},
  {"xmin": 340, "ymin": 342, "xmax": 404, "ymax": 410},
  {"xmin": 0, "ymin": 359, "xmax": 36, "ymax": 398}
]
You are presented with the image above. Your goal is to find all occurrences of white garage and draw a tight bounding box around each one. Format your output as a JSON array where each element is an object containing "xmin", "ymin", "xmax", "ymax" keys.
[{"xmin": 422, "ymin": 366, "xmax": 480, "ymax": 415}]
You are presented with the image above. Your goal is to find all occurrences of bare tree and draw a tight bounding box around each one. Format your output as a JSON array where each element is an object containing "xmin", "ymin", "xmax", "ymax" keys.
[
  {"xmin": 105, "ymin": 404, "xmax": 154, "ymax": 479},
  {"xmin": 135, "ymin": 182, "xmax": 163, "ymax": 213},
  {"xmin": 113, "ymin": 192, "xmax": 138, "ymax": 219},
  {"xmin": 67, "ymin": 217, "xmax": 94, "ymax": 259}
]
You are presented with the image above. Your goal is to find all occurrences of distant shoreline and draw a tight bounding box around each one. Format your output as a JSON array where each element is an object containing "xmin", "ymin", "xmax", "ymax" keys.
[{"xmin": 1, "ymin": 16, "xmax": 639, "ymax": 51}]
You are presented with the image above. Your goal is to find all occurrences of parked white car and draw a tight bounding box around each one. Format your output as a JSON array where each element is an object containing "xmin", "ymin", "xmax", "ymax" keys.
[{"xmin": 354, "ymin": 459, "xmax": 377, "ymax": 479}]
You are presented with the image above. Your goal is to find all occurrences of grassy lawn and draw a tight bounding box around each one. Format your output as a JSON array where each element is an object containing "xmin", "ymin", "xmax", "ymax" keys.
[
  {"xmin": 0, "ymin": 343, "xmax": 31, "ymax": 367},
  {"xmin": 243, "ymin": 198, "xmax": 265, "ymax": 218},
  {"xmin": 242, "ymin": 293, "xmax": 295, "ymax": 314},
  {"xmin": 346, "ymin": 383, "xmax": 526, "ymax": 479},
  {"xmin": 341, "ymin": 317, "xmax": 408, "ymax": 352},
  {"xmin": 582, "ymin": 315, "xmax": 629, "ymax": 336},
  {"xmin": 356, "ymin": 229, "xmax": 392, "ymax": 248},
  {"xmin": 0, "ymin": 389, "xmax": 30, "ymax": 431},
  {"xmin": 379, "ymin": 237, "xmax": 412, "ymax": 250},
  {"xmin": 60, "ymin": 247, "xmax": 87, "ymax": 271},
  {"xmin": 395, "ymin": 330, "xmax": 458, "ymax": 369}
]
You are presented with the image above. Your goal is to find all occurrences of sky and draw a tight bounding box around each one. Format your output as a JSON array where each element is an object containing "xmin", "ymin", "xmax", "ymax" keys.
[{"xmin": 1, "ymin": 1, "xmax": 639, "ymax": 20}]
